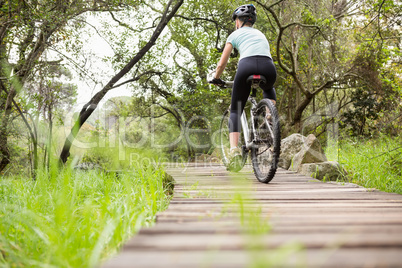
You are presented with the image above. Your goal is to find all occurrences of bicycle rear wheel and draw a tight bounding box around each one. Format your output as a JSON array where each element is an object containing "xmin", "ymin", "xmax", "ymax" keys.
[
  {"xmin": 251, "ymin": 99, "xmax": 281, "ymax": 183},
  {"xmin": 219, "ymin": 109, "xmax": 247, "ymax": 172}
]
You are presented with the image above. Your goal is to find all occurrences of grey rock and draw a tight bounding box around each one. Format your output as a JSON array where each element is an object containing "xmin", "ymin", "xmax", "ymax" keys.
[
  {"xmin": 279, "ymin": 133, "xmax": 305, "ymax": 169},
  {"xmin": 290, "ymin": 134, "xmax": 327, "ymax": 172},
  {"xmin": 299, "ymin": 161, "xmax": 347, "ymax": 181}
]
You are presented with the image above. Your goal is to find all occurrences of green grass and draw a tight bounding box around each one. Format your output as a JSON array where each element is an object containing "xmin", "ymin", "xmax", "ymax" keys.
[
  {"xmin": 0, "ymin": 160, "xmax": 171, "ymax": 267},
  {"xmin": 326, "ymin": 136, "xmax": 402, "ymax": 194}
]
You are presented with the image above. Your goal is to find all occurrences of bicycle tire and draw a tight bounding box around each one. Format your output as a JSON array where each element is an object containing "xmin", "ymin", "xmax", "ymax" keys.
[
  {"xmin": 251, "ymin": 99, "xmax": 281, "ymax": 183},
  {"xmin": 219, "ymin": 109, "xmax": 247, "ymax": 172}
]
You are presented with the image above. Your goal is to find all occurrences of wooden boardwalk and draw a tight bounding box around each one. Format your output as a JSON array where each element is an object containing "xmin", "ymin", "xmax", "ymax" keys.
[{"xmin": 103, "ymin": 163, "xmax": 402, "ymax": 267}]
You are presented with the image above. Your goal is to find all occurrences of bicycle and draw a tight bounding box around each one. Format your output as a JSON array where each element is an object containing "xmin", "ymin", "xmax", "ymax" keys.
[{"xmin": 210, "ymin": 74, "xmax": 281, "ymax": 183}]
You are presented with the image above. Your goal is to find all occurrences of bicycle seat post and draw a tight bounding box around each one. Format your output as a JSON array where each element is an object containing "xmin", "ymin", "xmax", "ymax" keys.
[
  {"xmin": 247, "ymin": 75, "xmax": 266, "ymax": 98},
  {"xmin": 251, "ymin": 87, "xmax": 257, "ymax": 97}
]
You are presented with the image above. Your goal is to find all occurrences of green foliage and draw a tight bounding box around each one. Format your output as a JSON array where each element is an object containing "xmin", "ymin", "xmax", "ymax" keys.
[
  {"xmin": 326, "ymin": 136, "xmax": 402, "ymax": 194},
  {"xmin": 115, "ymin": 0, "xmax": 243, "ymax": 158},
  {"xmin": 340, "ymin": 31, "xmax": 402, "ymax": 137},
  {"xmin": 0, "ymin": 0, "xmax": 148, "ymax": 173},
  {"xmin": 340, "ymin": 87, "xmax": 382, "ymax": 136},
  {"xmin": 0, "ymin": 156, "xmax": 170, "ymax": 267},
  {"xmin": 2, "ymin": 0, "xmax": 401, "ymax": 170}
]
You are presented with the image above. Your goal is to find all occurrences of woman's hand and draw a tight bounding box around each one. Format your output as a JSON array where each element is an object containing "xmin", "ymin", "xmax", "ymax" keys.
[{"xmin": 208, "ymin": 77, "xmax": 226, "ymax": 87}]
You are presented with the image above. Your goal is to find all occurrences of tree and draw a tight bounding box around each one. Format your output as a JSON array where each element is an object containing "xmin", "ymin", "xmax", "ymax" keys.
[
  {"xmin": 25, "ymin": 63, "xmax": 77, "ymax": 171},
  {"xmin": 0, "ymin": 0, "xmax": 141, "ymax": 173},
  {"xmin": 339, "ymin": 0, "xmax": 402, "ymax": 136},
  {"xmin": 59, "ymin": 0, "xmax": 184, "ymax": 164},
  {"xmin": 125, "ymin": 0, "xmax": 240, "ymax": 158},
  {"xmin": 252, "ymin": 0, "xmax": 357, "ymax": 132}
]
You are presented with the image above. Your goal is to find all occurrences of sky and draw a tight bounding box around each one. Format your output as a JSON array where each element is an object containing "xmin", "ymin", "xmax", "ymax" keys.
[{"xmin": 64, "ymin": 14, "xmax": 134, "ymax": 114}]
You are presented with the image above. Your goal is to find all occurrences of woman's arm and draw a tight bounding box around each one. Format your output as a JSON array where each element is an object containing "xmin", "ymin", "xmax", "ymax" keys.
[{"xmin": 215, "ymin": 43, "xmax": 233, "ymax": 79}]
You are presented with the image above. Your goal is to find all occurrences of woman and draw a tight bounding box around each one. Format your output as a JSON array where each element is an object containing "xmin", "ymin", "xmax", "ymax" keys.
[{"xmin": 211, "ymin": 4, "xmax": 277, "ymax": 163}]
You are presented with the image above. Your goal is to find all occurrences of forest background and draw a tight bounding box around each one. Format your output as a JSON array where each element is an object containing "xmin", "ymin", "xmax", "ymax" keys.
[{"xmin": 1, "ymin": 0, "xmax": 401, "ymax": 177}]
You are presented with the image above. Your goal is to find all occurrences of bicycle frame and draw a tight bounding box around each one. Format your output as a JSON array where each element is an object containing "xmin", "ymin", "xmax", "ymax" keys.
[
  {"xmin": 240, "ymin": 91, "xmax": 259, "ymax": 151},
  {"xmin": 214, "ymin": 76, "xmax": 280, "ymax": 182},
  {"xmin": 222, "ymin": 79, "xmax": 274, "ymax": 152}
]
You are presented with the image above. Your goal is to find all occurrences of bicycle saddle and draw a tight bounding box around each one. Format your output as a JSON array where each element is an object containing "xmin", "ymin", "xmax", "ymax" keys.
[{"xmin": 246, "ymin": 74, "xmax": 267, "ymax": 85}]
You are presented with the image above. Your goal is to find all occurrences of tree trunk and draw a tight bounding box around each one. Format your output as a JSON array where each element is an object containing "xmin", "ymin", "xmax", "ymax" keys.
[
  {"xmin": 292, "ymin": 93, "xmax": 313, "ymax": 131},
  {"xmin": 0, "ymin": 132, "xmax": 10, "ymax": 172},
  {"xmin": 47, "ymin": 106, "xmax": 53, "ymax": 170},
  {"xmin": 59, "ymin": 0, "xmax": 184, "ymax": 164},
  {"xmin": 0, "ymin": 84, "xmax": 39, "ymax": 175},
  {"xmin": 0, "ymin": 86, "xmax": 17, "ymax": 172},
  {"xmin": 32, "ymin": 138, "xmax": 38, "ymax": 177}
]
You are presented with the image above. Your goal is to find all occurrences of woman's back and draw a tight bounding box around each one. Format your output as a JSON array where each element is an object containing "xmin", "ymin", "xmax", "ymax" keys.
[{"xmin": 227, "ymin": 27, "xmax": 272, "ymax": 60}]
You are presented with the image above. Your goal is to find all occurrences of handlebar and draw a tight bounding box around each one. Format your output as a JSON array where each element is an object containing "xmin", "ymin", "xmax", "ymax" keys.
[
  {"xmin": 207, "ymin": 71, "xmax": 233, "ymax": 88},
  {"xmin": 225, "ymin": 81, "xmax": 234, "ymax": 88},
  {"xmin": 208, "ymin": 80, "xmax": 234, "ymax": 89}
]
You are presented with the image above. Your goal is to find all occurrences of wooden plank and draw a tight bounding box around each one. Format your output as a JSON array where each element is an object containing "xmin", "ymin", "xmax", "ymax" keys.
[
  {"xmin": 166, "ymin": 202, "xmax": 402, "ymax": 209},
  {"xmin": 103, "ymin": 248, "xmax": 402, "ymax": 268},
  {"xmin": 171, "ymin": 193, "xmax": 402, "ymax": 200},
  {"xmin": 168, "ymin": 199, "xmax": 402, "ymax": 205},
  {"xmin": 121, "ymin": 233, "xmax": 402, "ymax": 250},
  {"xmin": 138, "ymin": 222, "xmax": 402, "ymax": 235},
  {"xmin": 101, "ymin": 165, "xmax": 402, "ymax": 268},
  {"xmin": 156, "ymin": 214, "xmax": 402, "ymax": 225}
]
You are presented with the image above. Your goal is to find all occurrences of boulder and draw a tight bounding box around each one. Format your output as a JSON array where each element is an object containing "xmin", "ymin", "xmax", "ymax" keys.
[
  {"xmin": 289, "ymin": 134, "xmax": 327, "ymax": 172},
  {"xmin": 279, "ymin": 133, "xmax": 347, "ymax": 182},
  {"xmin": 299, "ymin": 161, "xmax": 347, "ymax": 181},
  {"xmin": 74, "ymin": 162, "xmax": 103, "ymax": 171},
  {"xmin": 279, "ymin": 133, "xmax": 305, "ymax": 169}
]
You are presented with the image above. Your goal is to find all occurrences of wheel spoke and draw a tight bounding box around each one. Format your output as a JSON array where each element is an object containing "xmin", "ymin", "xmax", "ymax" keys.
[{"xmin": 251, "ymin": 99, "xmax": 280, "ymax": 183}]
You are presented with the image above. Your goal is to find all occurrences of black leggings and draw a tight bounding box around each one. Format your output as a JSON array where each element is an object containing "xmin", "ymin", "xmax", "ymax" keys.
[{"xmin": 229, "ymin": 56, "xmax": 277, "ymax": 133}]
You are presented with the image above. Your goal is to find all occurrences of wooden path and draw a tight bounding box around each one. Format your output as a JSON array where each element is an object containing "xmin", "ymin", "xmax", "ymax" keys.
[{"xmin": 103, "ymin": 163, "xmax": 402, "ymax": 267}]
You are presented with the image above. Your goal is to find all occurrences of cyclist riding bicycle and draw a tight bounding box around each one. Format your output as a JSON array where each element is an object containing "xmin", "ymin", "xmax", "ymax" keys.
[{"xmin": 210, "ymin": 4, "xmax": 277, "ymax": 165}]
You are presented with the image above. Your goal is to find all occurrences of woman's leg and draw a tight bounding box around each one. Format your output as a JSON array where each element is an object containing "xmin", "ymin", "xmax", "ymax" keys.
[
  {"xmin": 229, "ymin": 59, "xmax": 253, "ymax": 149},
  {"xmin": 229, "ymin": 57, "xmax": 277, "ymax": 149},
  {"xmin": 259, "ymin": 58, "xmax": 277, "ymax": 102},
  {"xmin": 229, "ymin": 132, "xmax": 241, "ymax": 150}
]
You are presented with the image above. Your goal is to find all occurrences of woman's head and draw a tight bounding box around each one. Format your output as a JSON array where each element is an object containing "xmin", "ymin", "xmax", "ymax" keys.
[
  {"xmin": 232, "ymin": 4, "xmax": 257, "ymax": 26},
  {"xmin": 235, "ymin": 17, "xmax": 253, "ymax": 29}
]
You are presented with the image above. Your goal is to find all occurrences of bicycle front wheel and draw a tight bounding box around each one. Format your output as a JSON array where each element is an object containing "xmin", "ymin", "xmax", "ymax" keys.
[
  {"xmin": 219, "ymin": 109, "xmax": 247, "ymax": 172},
  {"xmin": 251, "ymin": 99, "xmax": 281, "ymax": 183}
]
